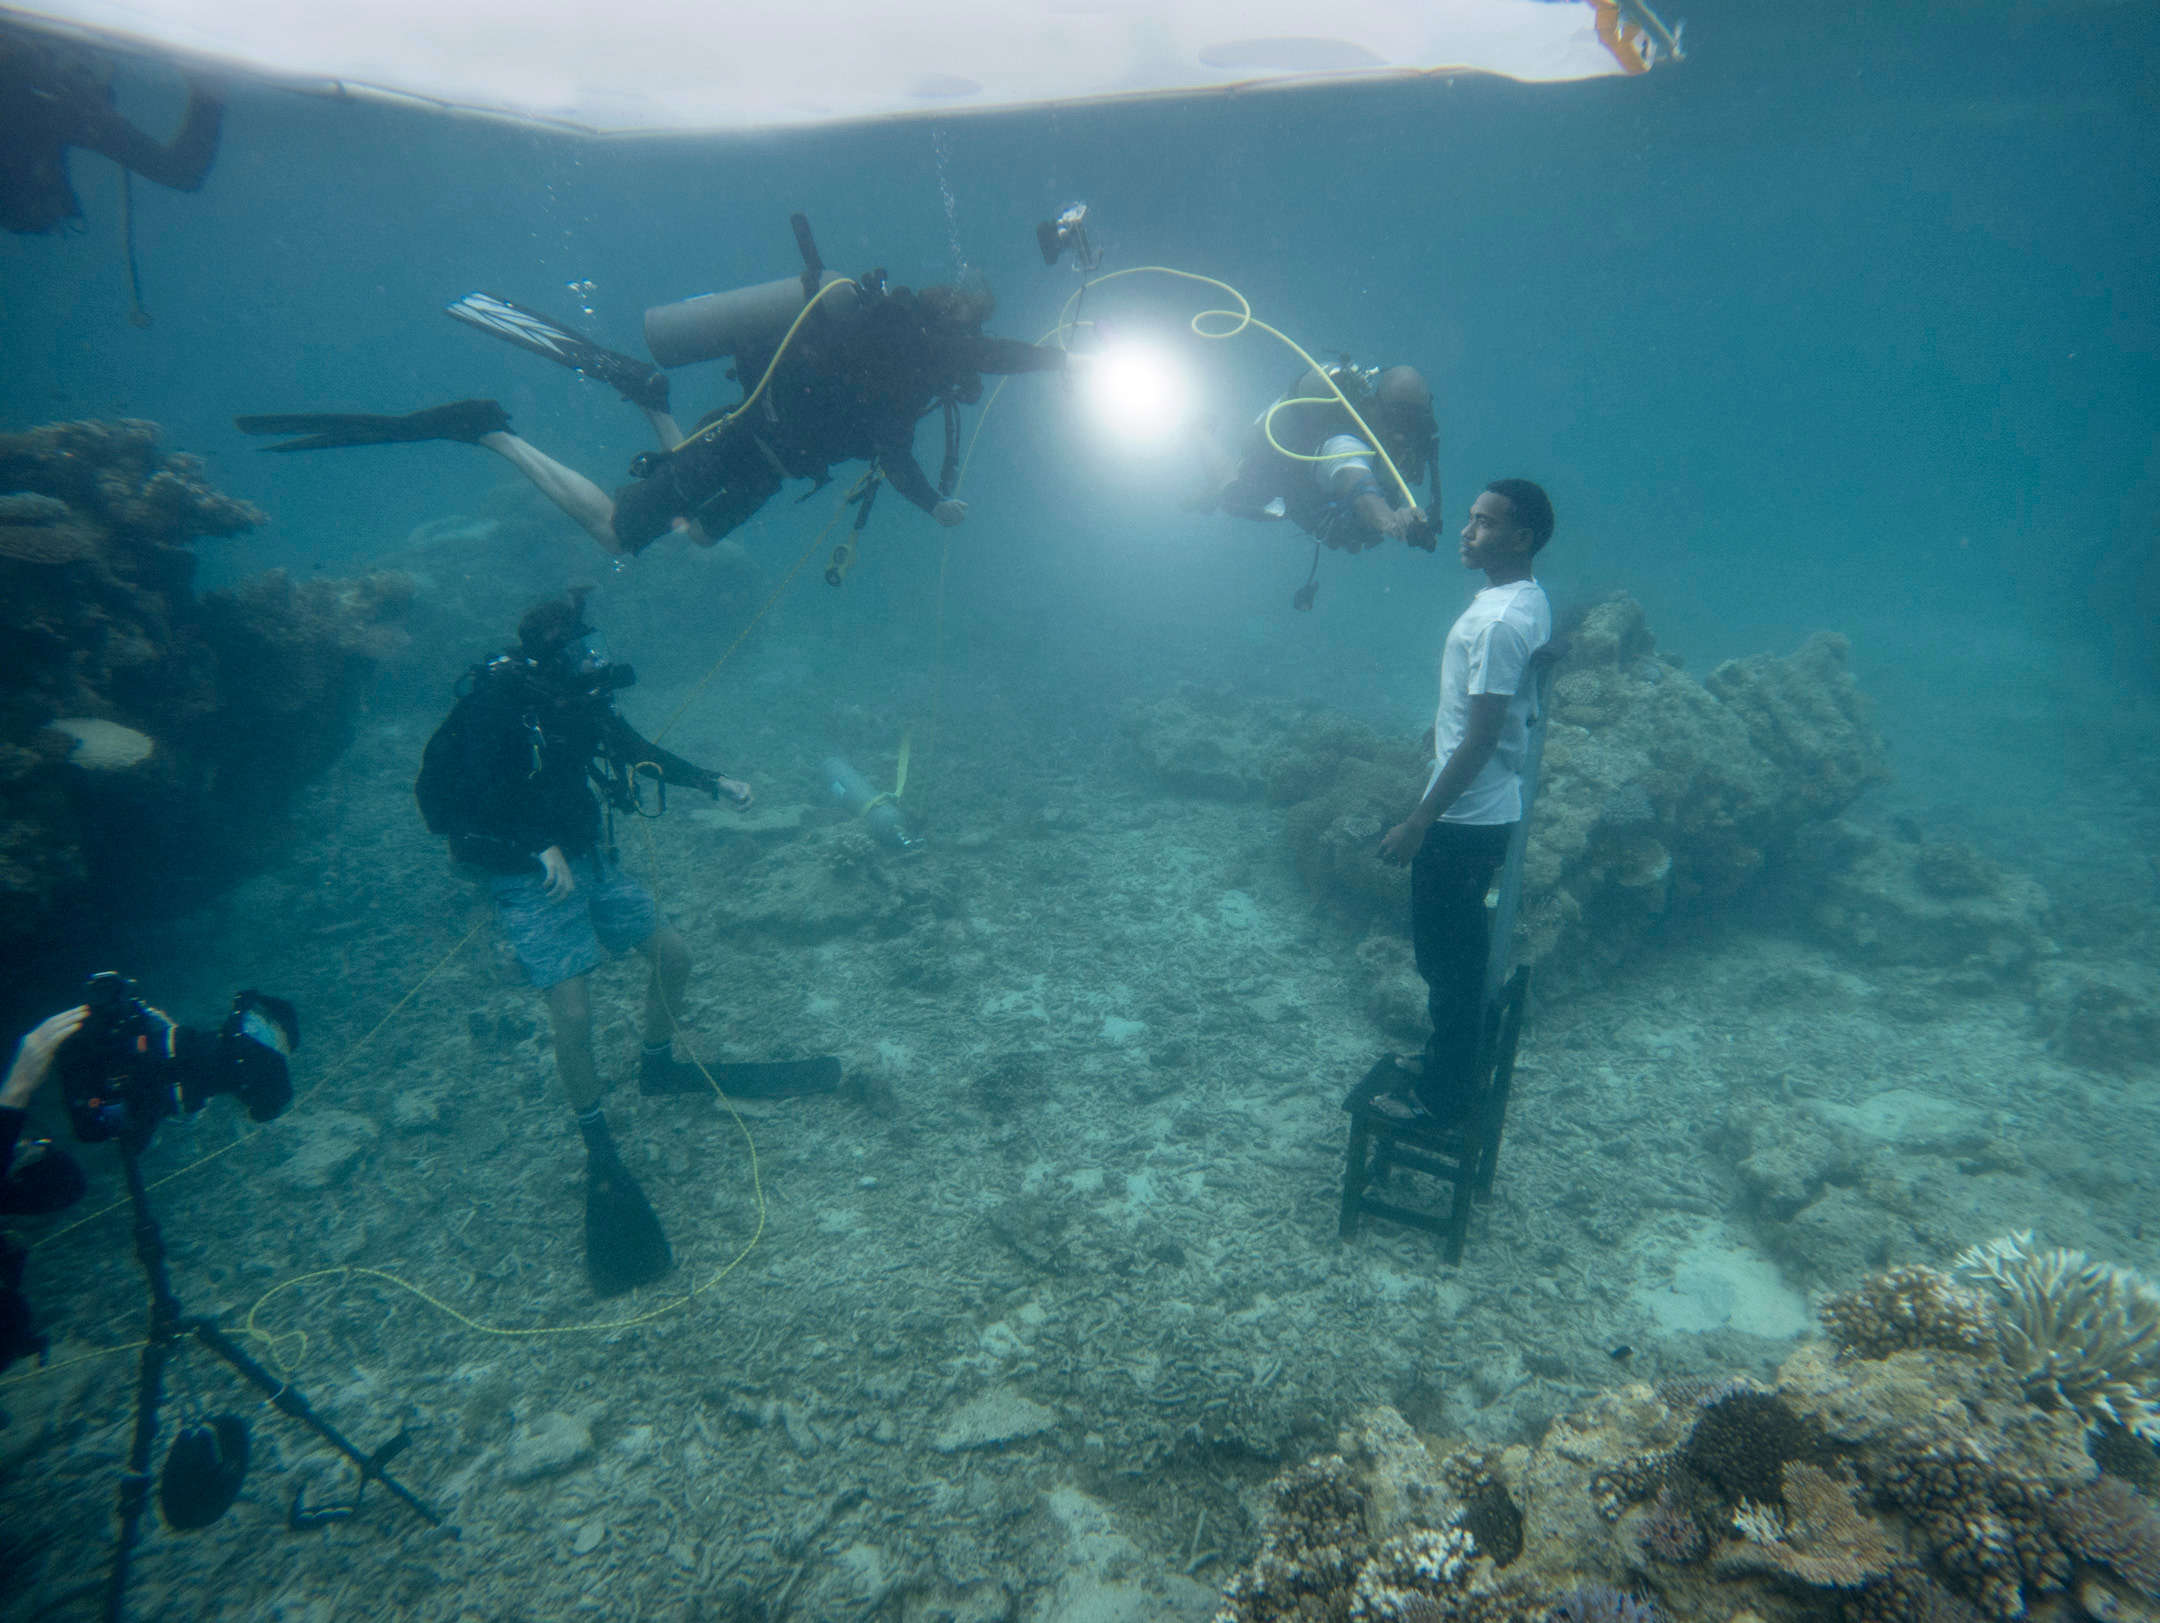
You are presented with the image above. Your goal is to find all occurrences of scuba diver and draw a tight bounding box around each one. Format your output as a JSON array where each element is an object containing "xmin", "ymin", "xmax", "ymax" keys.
[
  {"xmin": 1195, "ymin": 362, "xmax": 1440, "ymax": 603},
  {"xmin": 237, "ymin": 216, "xmax": 1071, "ymax": 559},
  {"xmin": 0, "ymin": 20, "xmax": 223, "ymax": 235},
  {"xmin": 416, "ymin": 589, "xmax": 747, "ymax": 1296}
]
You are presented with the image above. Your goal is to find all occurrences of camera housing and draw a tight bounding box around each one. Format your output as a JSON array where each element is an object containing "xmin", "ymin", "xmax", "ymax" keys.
[{"xmin": 59, "ymin": 975, "xmax": 297, "ymax": 1148}]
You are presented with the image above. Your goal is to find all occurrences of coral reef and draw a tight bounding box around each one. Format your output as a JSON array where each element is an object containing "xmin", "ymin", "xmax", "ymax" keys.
[
  {"xmin": 2033, "ymin": 959, "xmax": 2160, "ymax": 1075},
  {"xmin": 2049, "ymin": 1476, "xmax": 2160, "ymax": 1599},
  {"xmin": 1217, "ymin": 1249, "xmax": 2160, "ymax": 1623},
  {"xmin": 0, "ymin": 418, "xmax": 410, "ymax": 949},
  {"xmin": 1123, "ymin": 595, "xmax": 1888, "ymax": 996},
  {"xmin": 1954, "ymin": 1234, "xmax": 2160, "ymax": 1439},
  {"xmin": 1820, "ymin": 1266, "xmax": 1997, "ymax": 1362},
  {"xmin": 1798, "ymin": 821, "xmax": 2051, "ymax": 978}
]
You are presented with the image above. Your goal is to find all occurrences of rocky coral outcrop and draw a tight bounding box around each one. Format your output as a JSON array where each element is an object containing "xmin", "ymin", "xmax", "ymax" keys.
[
  {"xmin": 1124, "ymin": 595, "xmax": 1889, "ymax": 994},
  {"xmin": 0, "ymin": 418, "xmax": 411, "ymax": 950},
  {"xmin": 2033, "ymin": 960, "xmax": 2160, "ymax": 1075},
  {"xmin": 1798, "ymin": 821, "xmax": 2052, "ymax": 978},
  {"xmin": 1215, "ymin": 1341, "xmax": 2135, "ymax": 1623},
  {"xmin": 1216, "ymin": 1245, "xmax": 2160, "ymax": 1623}
]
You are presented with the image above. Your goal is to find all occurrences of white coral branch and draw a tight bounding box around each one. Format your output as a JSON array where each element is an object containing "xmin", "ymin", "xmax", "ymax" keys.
[{"xmin": 1955, "ymin": 1232, "xmax": 2160, "ymax": 1439}]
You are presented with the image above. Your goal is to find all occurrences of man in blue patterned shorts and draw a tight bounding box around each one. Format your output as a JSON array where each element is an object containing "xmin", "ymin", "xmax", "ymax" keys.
[{"xmin": 418, "ymin": 588, "xmax": 749, "ymax": 1294}]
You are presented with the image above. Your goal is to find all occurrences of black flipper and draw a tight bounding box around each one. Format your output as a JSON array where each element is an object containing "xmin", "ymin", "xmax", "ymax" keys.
[
  {"xmin": 640, "ymin": 1054, "xmax": 844, "ymax": 1100},
  {"xmin": 446, "ymin": 292, "xmax": 671, "ymax": 414},
  {"xmin": 584, "ymin": 1155, "xmax": 673, "ymax": 1298},
  {"xmin": 235, "ymin": 399, "xmax": 511, "ymax": 452}
]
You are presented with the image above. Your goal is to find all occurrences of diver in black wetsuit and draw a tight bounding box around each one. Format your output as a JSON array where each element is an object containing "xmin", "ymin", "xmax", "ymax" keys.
[
  {"xmin": 237, "ymin": 277, "xmax": 1069, "ymax": 559},
  {"xmin": 0, "ymin": 22, "xmax": 222, "ymax": 235}
]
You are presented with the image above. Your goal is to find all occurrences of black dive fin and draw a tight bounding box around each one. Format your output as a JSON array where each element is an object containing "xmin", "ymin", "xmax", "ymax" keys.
[
  {"xmin": 446, "ymin": 292, "xmax": 670, "ymax": 413},
  {"xmin": 641, "ymin": 1054, "xmax": 844, "ymax": 1100},
  {"xmin": 711, "ymin": 1056, "xmax": 844, "ymax": 1100},
  {"xmin": 235, "ymin": 400, "xmax": 510, "ymax": 452},
  {"xmin": 584, "ymin": 1157, "xmax": 673, "ymax": 1298}
]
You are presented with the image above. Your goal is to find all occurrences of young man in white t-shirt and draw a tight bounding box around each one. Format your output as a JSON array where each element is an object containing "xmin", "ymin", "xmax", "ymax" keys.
[{"xmin": 1376, "ymin": 479, "xmax": 1555, "ymax": 1124}]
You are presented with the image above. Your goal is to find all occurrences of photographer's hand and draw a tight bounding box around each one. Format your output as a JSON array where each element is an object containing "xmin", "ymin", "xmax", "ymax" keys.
[
  {"xmin": 540, "ymin": 846, "xmax": 577, "ymax": 903},
  {"xmin": 2, "ymin": 1007, "xmax": 89, "ymax": 1109}
]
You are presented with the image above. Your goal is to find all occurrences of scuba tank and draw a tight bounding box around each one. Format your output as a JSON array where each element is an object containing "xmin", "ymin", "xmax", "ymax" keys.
[
  {"xmin": 822, "ymin": 756, "xmax": 920, "ymax": 854},
  {"xmin": 643, "ymin": 211, "xmax": 862, "ymax": 369},
  {"xmin": 645, "ymin": 271, "xmax": 860, "ymax": 369}
]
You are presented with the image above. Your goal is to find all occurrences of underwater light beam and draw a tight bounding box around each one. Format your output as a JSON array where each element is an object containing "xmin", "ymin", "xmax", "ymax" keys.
[{"xmin": 1080, "ymin": 342, "xmax": 1198, "ymax": 453}]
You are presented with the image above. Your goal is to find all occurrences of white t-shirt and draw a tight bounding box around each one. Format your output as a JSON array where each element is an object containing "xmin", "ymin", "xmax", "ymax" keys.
[
  {"xmin": 1428, "ymin": 578, "xmax": 1553, "ymax": 825},
  {"xmin": 1314, "ymin": 433, "xmax": 1376, "ymax": 495}
]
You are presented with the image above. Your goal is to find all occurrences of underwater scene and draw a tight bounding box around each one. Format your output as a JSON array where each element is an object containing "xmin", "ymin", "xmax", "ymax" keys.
[{"xmin": 1, "ymin": 2, "xmax": 2157, "ymax": 1618}]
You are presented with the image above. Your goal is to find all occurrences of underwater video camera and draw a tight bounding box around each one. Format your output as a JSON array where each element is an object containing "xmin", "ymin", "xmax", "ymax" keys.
[
  {"xmin": 58, "ymin": 972, "xmax": 297, "ymax": 1149},
  {"xmin": 1036, "ymin": 202, "xmax": 1100, "ymax": 271}
]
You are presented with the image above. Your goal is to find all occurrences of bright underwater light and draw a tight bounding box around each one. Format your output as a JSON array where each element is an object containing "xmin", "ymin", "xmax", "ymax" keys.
[{"xmin": 1079, "ymin": 342, "xmax": 1196, "ymax": 452}]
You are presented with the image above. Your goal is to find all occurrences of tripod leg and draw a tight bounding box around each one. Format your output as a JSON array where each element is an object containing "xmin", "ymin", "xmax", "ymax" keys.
[
  {"xmin": 105, "ymin": 1328, "xmax": 173, "ymax": 1623},
  {"xmin": 187, "ymin": 1319, "xmax": 452, "ymax": 1531}
]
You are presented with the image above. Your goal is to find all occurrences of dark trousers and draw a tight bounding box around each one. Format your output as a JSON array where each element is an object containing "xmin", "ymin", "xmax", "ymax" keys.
[
  {"xmin": 1409, "ymin": 819, "xmax": 1515, "ymax": 1116},
  {"xmin": 611, "ymin": 423, "xmax": 783, "ymax": 554}
]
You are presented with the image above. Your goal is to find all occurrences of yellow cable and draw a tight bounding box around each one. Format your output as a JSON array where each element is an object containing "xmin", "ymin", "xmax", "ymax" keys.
[
  {"xmin": 666, "ymin": 276, "xmax": 861, "ymax": 456},
  {"xmin": 649, "ymin": 477, "xmax": 867, "ymax": 746},
  {"xmin": 1040, "ymin": 265, "xmax": 1422, "ymax": 510},
  {"xmin": 2, "ymin": 483, "xmax": 873, "ymax": 1394},
  {"xmin": 221, "ymin": 485, "xmax": 874, "ymax": 1363}
]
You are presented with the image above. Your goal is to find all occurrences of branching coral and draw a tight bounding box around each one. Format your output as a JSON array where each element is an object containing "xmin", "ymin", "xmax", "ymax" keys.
[
  {"xmin": 1872, "ymin": 1430, "xmax": 2070, "ymax": 1619},
  {"xmin": 1843, "ymin": 1566, "xmax": 1993, "ymax": 1623},
  {"xmin": 1548, "ymin": 1583, "xmax": 1657, "ymax": 1623},
  {"xmin": 2048, "ymin": 1476, "xmax": 2160, "ymax": 1598},
  {"xmin": 1820, "ymin": 1266, "xmax": 1996, "ymax": 1362},
  {"xmin": 1349, "ymin": 1529, "xmax": 1477, "ymax": 1621},
  {"xmin": 1714, "ymin": 1463, "xmax": 1895, "ymax": 1590},
  {"xmin": 1677, "ymin": 1386, "xmax": 1821, "ymax": 1508},
  {"xmin": 1636, "ymin": 1485, "xmax": 1708, "ymax": 1564},
  {"xmin": 1214, "ymin": 1454, "xmax": 1370, "ymax": 1622},
  {"xmin": 1955, "ymin": 1233, "xmax": 2160, "ymax": 1439},
  {"xmin": 1214, "ymin": 1446, "xmax": 1489, "ymax": 1623}
]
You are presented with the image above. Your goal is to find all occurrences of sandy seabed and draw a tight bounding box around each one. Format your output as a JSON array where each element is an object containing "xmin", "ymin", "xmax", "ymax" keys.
[{"xmin": 4, "ymin": 668, "xmax": 2155, "ymax": 1623}]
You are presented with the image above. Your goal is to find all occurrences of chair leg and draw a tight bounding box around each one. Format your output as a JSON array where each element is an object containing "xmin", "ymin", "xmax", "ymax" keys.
[{"xmin": 1339, "ymin": 1120, "xmax": 1375, "ymax": 1239}]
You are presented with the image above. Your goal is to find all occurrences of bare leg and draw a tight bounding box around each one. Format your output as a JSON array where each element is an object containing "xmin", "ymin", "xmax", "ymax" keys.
[
  {"xmin": 479, "ymin": 430, "xmax": 624, "ymax": 555},
  {"xmin": 546, "ymin": 975, "xmax": 602, "ymax": 1114},
  {"xmin": 636, "ymin": 926, "xmax": 692, "ymax": 1050}
]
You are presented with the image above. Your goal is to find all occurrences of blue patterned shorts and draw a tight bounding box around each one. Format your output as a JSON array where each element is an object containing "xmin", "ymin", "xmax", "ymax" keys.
[{"xmin": 487, "ymin": 850, "xmax": 661, "ymax": 990}]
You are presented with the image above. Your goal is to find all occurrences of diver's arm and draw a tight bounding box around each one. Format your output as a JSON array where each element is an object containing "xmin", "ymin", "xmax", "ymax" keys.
[
  {"xmin": 603, "ymin": 713, "xmax": 725, "ymax": 798},
  {"xmin": 2, "ymin": 1008, "xmax": 89, "ymax": 1112},
  {"xmin": 1352, "ymin": 491, "xmax": 1425, "ymax": 547},
  {"xmin": 878, "ymin": 441, "xmax": 945, "ymax": 516},
  {"xmin": 79, "ymin": 85, "xmax": 222, "ymax": 192},
  {"xmin": 955, "ymin": 337, "xmax": 1070, "ymax": 377}
]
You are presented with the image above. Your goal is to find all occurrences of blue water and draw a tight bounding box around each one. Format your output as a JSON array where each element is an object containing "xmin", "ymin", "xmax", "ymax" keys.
[{"xmin": 5, "ymin": 8, "xmax": 2152, "ymax": 709}]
